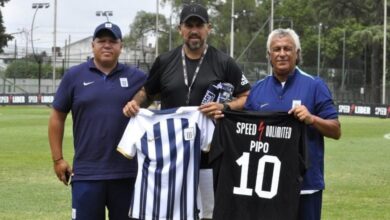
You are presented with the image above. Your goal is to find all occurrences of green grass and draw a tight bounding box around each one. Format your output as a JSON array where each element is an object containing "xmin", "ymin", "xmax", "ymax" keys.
[
  {"xmin": 0, "ymin": 106, "xmax": 389, "ymax": 219},
  {"xmin": 0, "ymin": 106, "xmax": 73, "ymax": 220},
  {"xmin": 323, "ymin": 116, "xmax": 390, "ymax": 220}
]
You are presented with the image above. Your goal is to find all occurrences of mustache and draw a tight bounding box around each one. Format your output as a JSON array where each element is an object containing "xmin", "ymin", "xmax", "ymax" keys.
[{"xmin": 189, "ymin": 33, "xmax": 200, "ymax": 38}]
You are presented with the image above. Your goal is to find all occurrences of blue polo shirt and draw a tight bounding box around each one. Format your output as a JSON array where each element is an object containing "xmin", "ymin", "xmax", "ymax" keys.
[
  {"xmin": 244, "ymin": 67, "xmax": 338, "ymax": 191},
  {"xmin": 53, "ymin": 59, "xmax": 147, "ymax": 181}
]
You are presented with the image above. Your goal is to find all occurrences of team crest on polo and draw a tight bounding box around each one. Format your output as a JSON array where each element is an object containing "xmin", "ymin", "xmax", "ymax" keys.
[
  {"xmin": 183, "ymin": 127, "xmax": 195, "ymax": 141},
  {"xmin": 120, "ymin": 78, "xmax": 128, "ymax": 87},
  {"xmin": 292, "ymin": 100, "xmax": 301, "ymax": 108}
]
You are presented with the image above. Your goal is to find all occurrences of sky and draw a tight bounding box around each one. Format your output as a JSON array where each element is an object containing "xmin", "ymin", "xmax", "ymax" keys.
[{"xmin": 2, "ymin": 0, "xmax": 171, "ymax": 53}]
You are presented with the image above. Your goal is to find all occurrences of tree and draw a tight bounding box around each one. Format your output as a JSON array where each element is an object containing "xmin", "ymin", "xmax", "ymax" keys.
[
  {"xmin": 123, "ymin": 11, "xmax": 168, "ymax": 62},
  {"xmin": 161, "ymin": 0, "xmax": 269, "ymax": 61},
  {"xmin": 0, "ymin": 0, "xmax": 13, "ymax": 53},
  {"xmin": 310, "ymin": 0, "xmax": 387, "ymax": 103},
  {"xmin": 5, "ymin": 60, "xmax": 53, "ymax": 79}
]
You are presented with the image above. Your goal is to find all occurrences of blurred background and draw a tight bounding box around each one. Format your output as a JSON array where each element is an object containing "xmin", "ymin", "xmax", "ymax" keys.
[{"xmin": 0, "ymin": 0, "xmax": 389, "ymax": 105}]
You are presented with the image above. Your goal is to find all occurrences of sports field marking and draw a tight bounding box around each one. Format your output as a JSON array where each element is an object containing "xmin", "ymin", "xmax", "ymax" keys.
[{"xmin": 384, "ymin": 133, "xmax": 390, "ymax": 140}]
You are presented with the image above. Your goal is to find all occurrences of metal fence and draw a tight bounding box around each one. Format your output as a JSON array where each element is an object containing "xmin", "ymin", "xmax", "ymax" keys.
[
  {"xmin": 1, "ymin": 59, "xmax": 389, "ymax": 105},
  {"xmin": 239, "ymin": 62, "xmax": 390, "ymax": 105}
]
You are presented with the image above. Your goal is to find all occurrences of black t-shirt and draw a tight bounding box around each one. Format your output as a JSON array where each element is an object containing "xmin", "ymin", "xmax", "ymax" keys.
[
  {"xmin": 145, "ymin": 45, "xmax": 251, "ymax": 109},
  {"xmin": 210, "ymin": 110, "xmax": 308, "ymax": 220},
  {"xmin": 145, "ymin": 45, "xmax": 251, "ymax": 168}
]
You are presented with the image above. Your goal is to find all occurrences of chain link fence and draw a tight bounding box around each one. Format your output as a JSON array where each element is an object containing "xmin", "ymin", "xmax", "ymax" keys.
[{"xmin": 1, "ymin": 58, "xmax": 389, "ymax": 105}]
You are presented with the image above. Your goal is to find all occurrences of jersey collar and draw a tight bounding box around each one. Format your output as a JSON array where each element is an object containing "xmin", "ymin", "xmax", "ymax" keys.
[
  {"xmin": 272, "ymin": 68, "xmax": 298, "ymax": 87},
  {"xmin": 87, "ymin": 58, "xmax": 125, "ymax": 76}
]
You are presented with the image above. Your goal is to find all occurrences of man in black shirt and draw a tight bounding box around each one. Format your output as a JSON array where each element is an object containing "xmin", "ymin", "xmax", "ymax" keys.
[{"xmin": 123, "ymin": 3, "xmax": 251, "ymax": 219}]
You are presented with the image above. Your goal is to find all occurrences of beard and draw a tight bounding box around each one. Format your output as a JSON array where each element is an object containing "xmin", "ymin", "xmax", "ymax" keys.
[
  {"xmin": 185, "ymin": 34, "xmax": 205, "ymax": 51},
  {"xmin": 186, "ymin": 40, "xmax": 202, "ymax": 50}
]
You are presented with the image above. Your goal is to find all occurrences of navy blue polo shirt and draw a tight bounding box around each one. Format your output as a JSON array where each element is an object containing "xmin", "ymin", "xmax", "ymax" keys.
[
  {"xmin": 53, "ymin": 59, "xmax": 147, "ymax": 181},
  {"xmin": 244, "ymin": 67, "xmax": 338, "ymax": 191}
]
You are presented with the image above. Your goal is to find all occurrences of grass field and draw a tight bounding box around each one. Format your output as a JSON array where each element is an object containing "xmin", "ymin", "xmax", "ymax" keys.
[{"xmin": 0, "ymin": 106, "xmax": 389, "ymax": 220}]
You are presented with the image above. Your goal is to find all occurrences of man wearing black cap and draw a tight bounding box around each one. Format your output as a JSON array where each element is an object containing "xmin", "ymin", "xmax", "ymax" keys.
[
  {"xmin": 123, "ymin": 3, "xmax": 251, "ymax": 219},
  {"xmin": 49, "ymin": 22, "xmax": 146, "ymax": 219}
]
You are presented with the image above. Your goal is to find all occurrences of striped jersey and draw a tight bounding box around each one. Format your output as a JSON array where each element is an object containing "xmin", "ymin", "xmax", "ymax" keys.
[{"xmin": 117, "ymin": 107, "xmax": 215, "ymax": 220}]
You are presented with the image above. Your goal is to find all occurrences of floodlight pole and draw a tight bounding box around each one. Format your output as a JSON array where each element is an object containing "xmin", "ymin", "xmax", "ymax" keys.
[
  {"xmin": 155, "ymin": 0, "xmax": 159, "ymax": 58},
  {"xmin": 270, "ymin": 0, "xmax": 274, "ymax": 32},
  {"xmin": 53, "ymin": 0, "xmax": 57, "ymax": 93},
  {"xmin": 31, "ymin": 2, "xmax": 50, "ymax": 95},
  {"xmin": 382, "ymin": 0, "xmax": 387, "ymax": 104},
  {"xmin": 267, "ymin": 0, "xmax": 274, "ymax": 74},
  {"xmin": 230, "ymin": 0, "xmax": 235, "ymax": 58},
  {"xmin": 96, "ymin": 11, "xmax": 113, "ymax": 22},
  {"xmin": 317, "ymin": 23, "xmax": 322, "ymax": 77}
]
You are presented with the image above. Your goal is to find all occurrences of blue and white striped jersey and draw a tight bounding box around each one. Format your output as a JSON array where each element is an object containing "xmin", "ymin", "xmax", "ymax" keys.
[{"xmin": 117, "ymin": 107, "xmax": 215, "ymax": 220}]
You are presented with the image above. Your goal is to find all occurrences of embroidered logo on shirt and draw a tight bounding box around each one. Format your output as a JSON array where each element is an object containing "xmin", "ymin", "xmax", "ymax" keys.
[
  {"xmin": 184, "ymin": 127, "xmax": 195, "ymax": 141},
  {"xmin": 83, "ymin": 81, "xmax": 94, "ymax": 86},
  {"xmin": 147, "ymin": 136, "xmax": 160, "ymax": 142},
  {"xmin": 260, "ymin": 103, "xmax": 269, "ymax": 108},
  {"xmin": 120, "ymin": 78, "xmax": 128, "ymax": 87},
  {"xmin": 292, "ymin": 100, "xmax": 302, "ymax": 108}
]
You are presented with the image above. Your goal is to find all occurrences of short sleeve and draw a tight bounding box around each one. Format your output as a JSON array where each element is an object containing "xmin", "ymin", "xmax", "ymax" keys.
[
  {"xmin": 225, "ymin": 57, "xmax": 251, "ymax": 96},
  {"xmin": 117, "ymin": 116, "xmax": 146, "ymax": 159},
  {"xmin": 52, "ymin": 71, "xmax": 73, "ymax": 113},
  {"xmin": 145, "ymin": 56, "xmax": 162, "ymax": 96},
  {"xmin": 314, "ymin": 78, "xmax": 338, "ymax": 119}
]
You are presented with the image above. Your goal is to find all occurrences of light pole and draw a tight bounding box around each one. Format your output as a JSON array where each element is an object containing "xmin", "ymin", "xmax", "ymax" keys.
[
  {"xmin": 317, "ymin": 23, "xmax": 322, "ymax": 77},
  {"xmin": 270, "ymin": 0, "xmax": 274, "ymax": 32},
  {"xmin": 96, "ymin": 11, "xmax": 113, "ymax": 22},
  {"xmin": 31, "ymin": 3, "xmax": 50, "ymax": 60},
  {"xmin": 341, "ymin": 29, "xmax": 346, "ymax": 91},
  {"xmin": 31, "ymin": 2, "xmax": 50, "ymax": 95},
  {"xmin": 169, "ymin": 13, "xmax": 173, "ymax": 51},
  {"xmin": 382, "ymin": 0, "xmax": 387, "ymax": 104},
  {"xmin": 230, "ymin": 0, "xmax": 235, "ymax": 58},
  {"xmin": 53, "ymin": 0, "xmax": 57, "ymax": 93},
  {"xmin": 267, "ymin": 0, "xmax": 274, "ymax": 74},
  {"xmin": 155, "ymin": 0, "xmax": 159, "ymax": 58}
]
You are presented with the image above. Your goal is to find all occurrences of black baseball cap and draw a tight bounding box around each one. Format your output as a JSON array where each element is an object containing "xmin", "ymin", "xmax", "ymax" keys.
[
  {"xmin": 93, "ymin": 22, "xmax": 122, "ymax": 40},
  {"xmin": 180, "ymin": 3, "xmax": 209, "ymax": 24}
]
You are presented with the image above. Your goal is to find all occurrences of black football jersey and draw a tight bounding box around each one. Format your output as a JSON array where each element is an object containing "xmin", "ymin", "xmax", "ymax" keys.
[{"xmin": 210, "ymin": 110, "xmax": 308, "ymax": 220}]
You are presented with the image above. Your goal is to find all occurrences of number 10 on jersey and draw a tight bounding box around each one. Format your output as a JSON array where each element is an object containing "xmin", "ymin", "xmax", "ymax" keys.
[{"xmin": 233, "ymin": 152, "xmax": 281, "ymax": 199}]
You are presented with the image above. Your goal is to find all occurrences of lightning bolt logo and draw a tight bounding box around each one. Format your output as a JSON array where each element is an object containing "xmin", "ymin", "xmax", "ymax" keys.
[{"xmin": 258, "ymin": 121, "xmax": 265, "ymax": 141}]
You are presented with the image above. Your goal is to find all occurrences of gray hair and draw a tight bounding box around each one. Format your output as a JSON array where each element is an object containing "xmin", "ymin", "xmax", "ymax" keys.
[{"xmin": 266, "ymin": 28, "xmax": 302, "ymax": 64}]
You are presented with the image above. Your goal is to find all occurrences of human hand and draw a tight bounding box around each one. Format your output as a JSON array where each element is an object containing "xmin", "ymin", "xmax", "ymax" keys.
[
  {"xmin": 288, "ymin": 105, "xmax": 315, "ymax": 125},
  {"xmin": 123, "ymin": 100, "xmax": 140, "ymax": 117},
  {"xmin": 199, "ymin": 102, "xmax": 225, "ymax": 119},
  {"xmin": 53, "ymin": 159, "xmax": 72, "ymax": 186}
]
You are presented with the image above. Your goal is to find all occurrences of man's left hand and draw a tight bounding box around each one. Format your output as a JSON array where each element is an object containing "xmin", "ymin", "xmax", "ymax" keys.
[
  {"xmin": 288, "ymin": 105, "xmax": 315, "ymax": 125},
  {"xmin": 199, "ymin": 102, "xmax": 224, "ymax": 119}
]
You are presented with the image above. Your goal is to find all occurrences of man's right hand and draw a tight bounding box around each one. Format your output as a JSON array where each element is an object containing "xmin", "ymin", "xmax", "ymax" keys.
[
  {"xmin": 123, "ymin": 100, "xmax": 140, "ymax": 117},
  {"xmin": 53, "ymin": 159, "xmax": 72, "ymax": 186}
]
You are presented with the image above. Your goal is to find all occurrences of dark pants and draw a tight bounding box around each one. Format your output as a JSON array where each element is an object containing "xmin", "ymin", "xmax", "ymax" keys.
[
  {"xmin": 298, "ymin": 190, "xmax": 323, "ymax": 220},
  {"xmin": 71, "ymin": 178, "xmax": 135, "ymax": 220}
]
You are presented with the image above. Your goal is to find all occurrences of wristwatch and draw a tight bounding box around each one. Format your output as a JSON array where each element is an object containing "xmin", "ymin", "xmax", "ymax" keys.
[{"xmin": 222, "ymin": 103, "xmax": 231, "ymax": 111}]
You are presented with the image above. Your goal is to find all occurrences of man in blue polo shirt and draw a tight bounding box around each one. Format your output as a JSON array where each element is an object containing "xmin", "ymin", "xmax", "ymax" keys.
[
  {"xmin": 48, "ymin": 22, "xmax": 146, "ymax": 219},
  {"xmin": 244, "ymin": 28, "xmax": 341, "ymax": 220}
]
